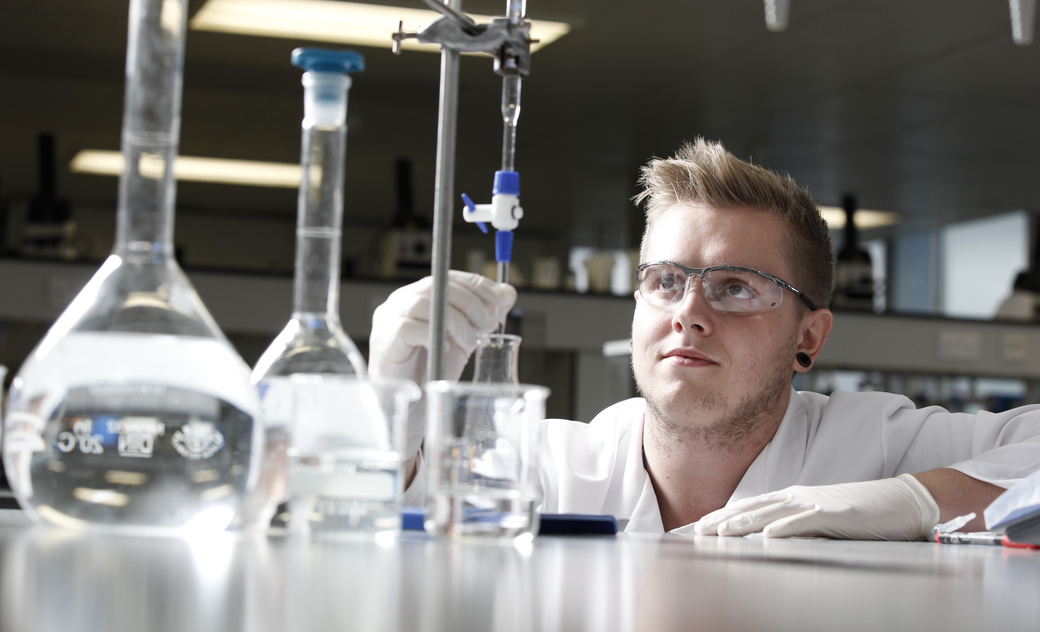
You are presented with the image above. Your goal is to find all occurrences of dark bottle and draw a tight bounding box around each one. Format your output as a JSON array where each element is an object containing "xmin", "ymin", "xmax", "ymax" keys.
[{"xmin": 832, "ymin": 194, "xmax": 875, "ymax": 310}]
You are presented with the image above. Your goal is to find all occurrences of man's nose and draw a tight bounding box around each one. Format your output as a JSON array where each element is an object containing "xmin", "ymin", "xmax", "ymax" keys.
[{"xmin": 672, "ymin": 276, "xmax": 713, "ymax": 333}]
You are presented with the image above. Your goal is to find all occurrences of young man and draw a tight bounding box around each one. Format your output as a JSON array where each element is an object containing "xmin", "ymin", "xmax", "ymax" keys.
[{"xmin": 369, "ymin": 139, "xmax": 1040, "ymax": 538}]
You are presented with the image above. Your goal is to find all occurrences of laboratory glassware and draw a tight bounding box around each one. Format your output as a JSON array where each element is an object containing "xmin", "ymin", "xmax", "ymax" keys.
[
  {"xmin": 287, "ymin": 375, "xmax": 419, "ymax": 537},
  {"xmin": 240, "ymin": 48, "xmax": 367, "ymax": 530},
  {"xmin": 424, "ymin": 381, "xmax": 549, "ymax": 540},
  {"xmin": 472, "ymin": 333, "xmax": 521, "ymax": 384},
  {"xmin": 1, "ymin": 0, "xmax": 261, "ymax": 532}
]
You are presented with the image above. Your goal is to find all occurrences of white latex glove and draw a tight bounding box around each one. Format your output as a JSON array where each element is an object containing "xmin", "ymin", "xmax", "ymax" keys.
[
  {"xmin": 369, "ymin": 270, "xmax": 516, "ymax": 456},
  {"xmin": 693, "ymin": 474, "xmax": 940, "ymax": 541}
]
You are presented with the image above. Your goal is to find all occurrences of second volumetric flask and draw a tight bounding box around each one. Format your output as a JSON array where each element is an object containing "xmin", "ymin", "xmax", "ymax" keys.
[{"xmin": 240, "ymin": 47, "xmax": 367, "ymax": 531}]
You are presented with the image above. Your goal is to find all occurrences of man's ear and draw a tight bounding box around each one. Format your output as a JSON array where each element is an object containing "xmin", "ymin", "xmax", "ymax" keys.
[{"xmin": 792, "ymin": 309, "xmax": 833, "ymax": 373}]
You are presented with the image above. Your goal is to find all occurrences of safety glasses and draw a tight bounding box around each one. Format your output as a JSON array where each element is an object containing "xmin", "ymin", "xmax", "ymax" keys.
[{"xmin": 636, "ymin": 261, "xmax": 817, "ymax": 313}]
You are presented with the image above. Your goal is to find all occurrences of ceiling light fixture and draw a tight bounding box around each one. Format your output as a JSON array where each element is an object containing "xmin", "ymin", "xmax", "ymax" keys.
[
  {"xmin": 70, "ymin": 150, "xmax": 302, "ymax": 188},
  {"xmin": 70, "ymin": 151, "xmax": 907, "ymax": 219},
  {"xmin": 189, "ymin": 0, "xmax": 571, "ymax": 53},
  {"xmin": 818, "ymin": 206, "xmax": 899, "ymax": 230}
]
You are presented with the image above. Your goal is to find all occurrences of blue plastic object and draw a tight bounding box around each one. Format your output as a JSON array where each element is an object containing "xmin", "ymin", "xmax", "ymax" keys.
[
  {"xmin": 492, "ymin": 170, "xmax": 520, "ymax": 196},
  {"xmin": 402, "ymin": 506, "xmax": 426, "ymax": 531},
  {"xmin": 461, "ymin": 193, "xmax": 488, "ymax": 233},
  {"xmin": 495, "ymin": 230, "xmax": 514, "ymax": 263},
  {"xmin": 291, "ymin": 47, "xmax": 365, "ymax": 74},
  {"xmin": 400, "ymin": 507, "xmax": 618, "ymax": 536}
]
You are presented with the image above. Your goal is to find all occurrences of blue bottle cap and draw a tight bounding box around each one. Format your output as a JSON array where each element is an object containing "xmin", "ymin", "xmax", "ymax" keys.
[
  {"xmin": 492, "ymin": 170, "xmax": 520, "ymax": 196},
  {"xmin": 291, "ymin": 48, "xmax": 365, "ymax": 74}
]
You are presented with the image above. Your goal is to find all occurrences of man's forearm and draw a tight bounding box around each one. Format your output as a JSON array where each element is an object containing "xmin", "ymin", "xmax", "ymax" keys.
[{"xmin": 913, "ymin": 468, "xmax": 1006, "ymax": 532}]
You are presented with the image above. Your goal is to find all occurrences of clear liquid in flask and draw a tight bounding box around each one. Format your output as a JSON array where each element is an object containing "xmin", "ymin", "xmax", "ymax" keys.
[{"xmin": 3, "ymin": 331, "xmax": 260, "ymax": 532}]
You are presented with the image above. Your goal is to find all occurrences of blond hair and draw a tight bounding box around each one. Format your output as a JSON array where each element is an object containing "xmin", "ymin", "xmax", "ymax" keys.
[{"xmin": 633, "ymin": 138, "xmax": 834, "ymax": 309}]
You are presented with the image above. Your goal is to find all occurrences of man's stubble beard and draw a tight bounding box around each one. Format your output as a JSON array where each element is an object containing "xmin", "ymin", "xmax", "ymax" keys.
[{"xmin": 635, "ymin": 343, "xmax": 795, "ymax": 452}]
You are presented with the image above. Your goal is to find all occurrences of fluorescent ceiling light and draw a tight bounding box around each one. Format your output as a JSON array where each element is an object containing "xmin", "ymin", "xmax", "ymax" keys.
[
  {"xmin": 818, "ymin": 206, "xmax": 899, "ymax": 230},
  {"xmin": 190, "ymin": 0, "xmax": 571, "ymax": 53},
  {"xmin": 70, "ymin": 151, "xmax": 907, "ymax": 220},
  {"xmin": 70, "ymin": 150, "xmax": 302, "ymax": 188}
]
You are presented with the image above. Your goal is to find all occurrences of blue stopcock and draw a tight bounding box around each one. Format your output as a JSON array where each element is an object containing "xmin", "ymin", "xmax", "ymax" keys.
[{"xmin": 461, "ymin": 170, "xmax": 524, "ymax": 265}]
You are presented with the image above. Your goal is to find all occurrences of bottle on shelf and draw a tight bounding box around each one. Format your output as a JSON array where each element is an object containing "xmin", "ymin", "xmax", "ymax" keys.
[{"xmin": 832, "ymin": 194, "xmax": 876, "ymax": 311}]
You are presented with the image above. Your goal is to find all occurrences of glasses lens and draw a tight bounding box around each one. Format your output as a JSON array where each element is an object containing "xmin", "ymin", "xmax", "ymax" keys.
[
  {"xmin": 703, "ymin": 268, "xmax": 784, "ymax": 312},
  {"xmin": 638, "ymin": 264, "xmax": 688, "ymax": 306}
]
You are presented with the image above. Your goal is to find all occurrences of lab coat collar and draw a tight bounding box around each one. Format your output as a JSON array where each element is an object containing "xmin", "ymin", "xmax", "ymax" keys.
[
  {"xmin": 622, "ymin": 411, "xmax": 665, "ymax": 533},
  {"xmin": 730, "ymin": 387, "xmax": 811, "ymax": 502}
]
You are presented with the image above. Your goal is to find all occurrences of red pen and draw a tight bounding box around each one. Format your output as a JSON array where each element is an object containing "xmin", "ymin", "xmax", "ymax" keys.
[{"xmin": 1001, "ymin": 535, "xmax": 1040, "ymax": 549}]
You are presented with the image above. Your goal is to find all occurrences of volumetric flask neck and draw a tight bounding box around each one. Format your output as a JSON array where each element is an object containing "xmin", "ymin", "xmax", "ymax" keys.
[
  {"xmin": 278, "ymin": 108, "xmax": 365, "ymax": 377},
  {"xmin": 52, "ymin": 0, "xmax": 218, "ymax": 338},
  {"xmin": 294, "ymin": 73, "xmax": 348, "ymax": 319},
  {"xmin": 472, "ymin": 333, "xmax": 521, "ymax": 384},
  {"xmin": 114, "ymin": 0, "xmax": 186, "ymax": 263},
  {"xmin": 289, "ymin": 49, "xmax": 362, "ymax": 323}
]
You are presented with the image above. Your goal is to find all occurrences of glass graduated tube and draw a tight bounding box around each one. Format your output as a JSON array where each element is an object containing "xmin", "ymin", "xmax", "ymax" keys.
[
  {"xmin": 240, "ymin": 48, "xmax": 367, "ymax": 530},
  {"xmin": 472, "ymin": 333, "xmax": 521, "ymax": 384},
  {"xmin": 1, "ymin": 0, "xmax": 261, "ymax": 533}
]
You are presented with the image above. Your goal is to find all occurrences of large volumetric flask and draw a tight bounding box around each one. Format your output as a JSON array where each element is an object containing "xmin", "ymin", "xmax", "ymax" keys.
[
  {"xmin": 1, "ymin": 0, "xmax": 260, "ymax": 533},
  {"xmin": 239, "ymin": 48, "xmax": 367, "ymax": 530}
]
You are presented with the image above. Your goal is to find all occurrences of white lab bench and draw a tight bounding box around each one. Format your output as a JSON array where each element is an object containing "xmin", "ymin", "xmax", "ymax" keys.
[{"xmin": 0, "ymin": 509, "xmax": 1037, "ymax": 632}]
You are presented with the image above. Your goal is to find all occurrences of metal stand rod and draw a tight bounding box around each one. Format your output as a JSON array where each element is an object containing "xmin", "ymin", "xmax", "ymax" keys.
[{"xmin": 426, "ymin": 1, "xmax": 463, "ymax": 383}]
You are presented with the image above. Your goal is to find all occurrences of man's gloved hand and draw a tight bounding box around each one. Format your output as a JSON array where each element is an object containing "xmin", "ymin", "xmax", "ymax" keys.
[
  {"xmin": 369, "ymin": 270, "xmax": 516, "ymax": 457},
  {"xmin": 693, "ymin": 474, "xmax": 940, "ymax": 541}
]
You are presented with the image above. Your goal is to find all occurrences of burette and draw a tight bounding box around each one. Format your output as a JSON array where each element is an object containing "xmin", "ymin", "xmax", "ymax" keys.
[
  {"xmin": 457, "ymin": 1, "xmax": 527, "ymax": 290},
  {"xmin": 393, "ymin": 0, "xmax": 533, "ymax": 378},
  {"xmin": 497, "ymin": 1, "xmax": 525, "ymax": 287}
]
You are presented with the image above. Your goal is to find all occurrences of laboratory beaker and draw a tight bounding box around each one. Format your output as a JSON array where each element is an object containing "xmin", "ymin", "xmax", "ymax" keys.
[
  {"xmin": 1, "ymin": 0, "xmax": 261, "ymax": 533},
  {"xmin": 472, "ymin": 333, "xmax": 521, "ymax": 384},
  {"xmin": 240, "ymin": 48, "xmax": 367, "ymax": 531},
  {"xmin": 286, "ymin": 375, "xmax": 419, "ymax": 538},
  {"xmin": 424, "ymin": 381, "xmax": 549, "ymax": 540}
]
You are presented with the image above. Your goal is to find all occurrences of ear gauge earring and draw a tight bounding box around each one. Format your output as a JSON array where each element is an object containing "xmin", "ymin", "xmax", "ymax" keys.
[{"xmin": 796, "ymin": 352, "xmax": 813, "ymax": 368}]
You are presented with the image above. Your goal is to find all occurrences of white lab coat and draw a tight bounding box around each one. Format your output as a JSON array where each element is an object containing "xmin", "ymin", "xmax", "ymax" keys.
[
  {"xmin": 536, "ymin": 388, "xmax": 1040, "ymax": 533},
  {"xmin": 405, "ymin": 388, "xmax": 1040, "ymax": 534}
]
